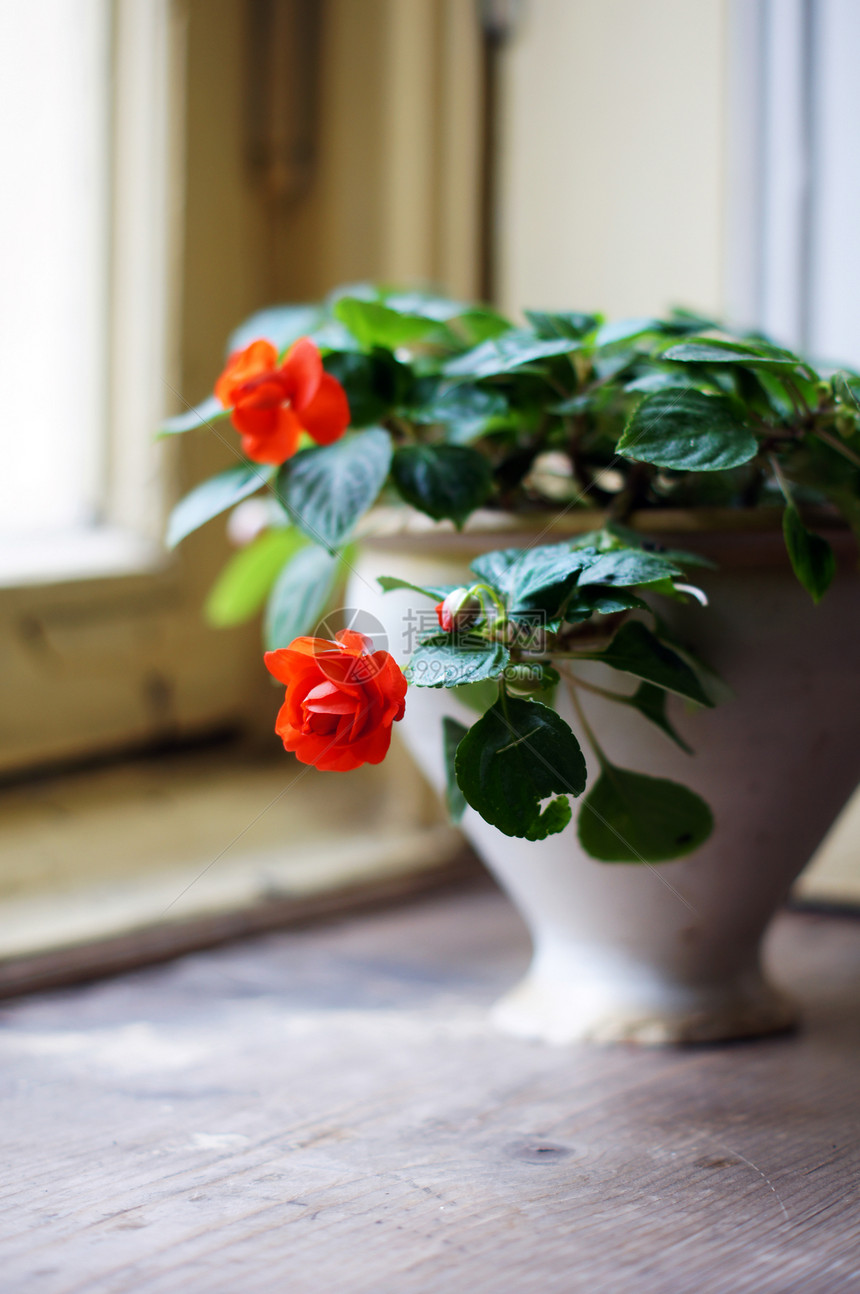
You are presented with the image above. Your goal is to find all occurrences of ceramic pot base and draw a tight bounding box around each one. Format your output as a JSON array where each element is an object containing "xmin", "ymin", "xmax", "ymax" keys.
[{"xmin": 490, "ymin": 969, "xmax": 799, "ymax": 1046}]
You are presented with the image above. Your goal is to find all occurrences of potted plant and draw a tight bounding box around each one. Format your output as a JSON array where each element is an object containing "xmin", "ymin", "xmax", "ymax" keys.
[{"xmin": 164, "ymin": 286, "xmax": 860, "ymax": 1044}]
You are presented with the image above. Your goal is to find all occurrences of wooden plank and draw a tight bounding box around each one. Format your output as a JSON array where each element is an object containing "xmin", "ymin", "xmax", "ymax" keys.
[{"xmin": 0, "ymin": 887, "xmax": 857, "ymax": 1292}]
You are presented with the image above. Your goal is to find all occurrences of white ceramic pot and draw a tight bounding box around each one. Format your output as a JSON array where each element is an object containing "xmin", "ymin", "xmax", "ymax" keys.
[{"xmin": 346, "ymin": 512, "xmax": 860, "ymax": 1044}]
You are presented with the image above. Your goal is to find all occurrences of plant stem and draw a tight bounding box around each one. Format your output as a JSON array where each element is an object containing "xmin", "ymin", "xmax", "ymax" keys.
[
  {"xmin": 544, "ymin": 373, "xmax": 570, "ymax": 400},
  {"xmin": 783, "ymin": 378, "xmax": 810, "ymax": 419},
  {"xmin": 815, "ymin": 427, "xmax": 860, "ymax": 468},
  {"xmin": 498, "ymin": 676, "xmax": 512, "ymax": 722},
  {"xmin": 565, "ymin": 673, "xmax": 632, "ymax": 705},
  {"xmin": 768, "ymin": 452, "xmax": 794, "ymax": 508},
  {"xmin": 469, "ymin": 582, "xmax": 508, "ymax": 629},
  {"xmin": 386, "ymin": 415, "xmax": 416, "ymax": 442}
]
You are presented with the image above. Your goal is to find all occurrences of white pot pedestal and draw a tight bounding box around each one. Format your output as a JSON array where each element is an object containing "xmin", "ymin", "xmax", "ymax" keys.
[
  {"xmin": 488, "ymin": 943, "xmax": 797, "ymax": 1046},
  {"xmin": 347, "ymin": 513, "xmax": 860, "ymax": 1045}
]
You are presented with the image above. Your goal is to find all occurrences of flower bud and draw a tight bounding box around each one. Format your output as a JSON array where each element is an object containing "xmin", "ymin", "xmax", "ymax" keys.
[{"xmin": 436, "ymin": 587, "xmax": 482, "ymax": 633}]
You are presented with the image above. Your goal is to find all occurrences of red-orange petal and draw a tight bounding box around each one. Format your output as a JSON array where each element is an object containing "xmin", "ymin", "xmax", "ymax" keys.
[
  {"xmin": 215, "ymin": 340, "xmax": 278, "ymax": 407},
  {"xmin": 281, "ymin": 337, "xmax": 323, "ymax": 411},
  {"xmin": 235, "ymin": 405, "xmax": 303, "ymax": 464},
  {"xmin": 273, "ymin": 698, "xmax": 302, "ymax": 745},
  {"xmin": 335, "ymin": 629, "xmax": 373, "ymax": 655},
  {"xmin": 294, "ymin": 731, "xmax": 359, "ymax": 771},
  {"xmin": 234, "ymin": 374, "xmax": 291, "ymax": 410},
  {"xmin": 302, "ymin": 680, "xmax": 357, "ymax": 716},
  {"xmin": 270, "ymin": 636, "xmax": 332, "ymax": 662},
  {"xmin": 264, "ymin": 648, "xmax": 314, "ymax": 685},
  {"xmin": 368, "ymin": 653, "xmax": 408, "ymax": 721},
  {"xmin": 346, "ymin": 723, "xmax": 395, "ymax": 767},
  {"xmin": 299, "ymin": 373, "xmax": 351, "ymax": 446}
]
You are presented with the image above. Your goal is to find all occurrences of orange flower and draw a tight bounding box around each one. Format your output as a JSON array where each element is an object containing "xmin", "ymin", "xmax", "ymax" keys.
[
  {"xmin": 214, "ymin": 337, "xmax": 350, "ymax": 465},
  {"xmin": 264, "ymin": 629, "xmax": 407, "ymax": 772}
]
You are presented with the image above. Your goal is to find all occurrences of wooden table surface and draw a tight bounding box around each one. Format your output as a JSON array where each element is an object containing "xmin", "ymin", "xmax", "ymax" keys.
[{"xmin": 0, "ymin": 881, "xmax": 858, "ymax": 1294}]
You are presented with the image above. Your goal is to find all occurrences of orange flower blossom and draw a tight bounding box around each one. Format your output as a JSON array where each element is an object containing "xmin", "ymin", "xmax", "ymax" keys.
[
  {"xmin": 214, "ymin": 337, "xmax": 349, "ymax": 465},
  {"xmin": 264, "ymin": 630, "xmax": 407, "ymax": 772}
]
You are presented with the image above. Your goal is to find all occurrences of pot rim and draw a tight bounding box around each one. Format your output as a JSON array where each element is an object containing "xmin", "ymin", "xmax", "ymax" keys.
[{"xmin": 356, "ymin": 504, "xmax": 856, "ymax": 567}]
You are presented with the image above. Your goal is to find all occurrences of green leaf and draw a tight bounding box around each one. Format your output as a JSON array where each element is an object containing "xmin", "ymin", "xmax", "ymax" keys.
[
  {"xmin": 277, "ymin": 428, "xmax": 392, "ymax": 551},
  {"xmin": 651, "ymin": 617, "xmax": 732, "ymax": 707},
  {"xmin": 333, "ymin": 296, "xmax": 441, "ymax": 349},
  {"xmin": 571, "ymin": 587, "xmax": 650, "ymax": 615},
  {"xmin": 205, "ymin": 527, "xmax": 306, "ymax": 627},
  {"xmin": 383, "ymin": 293, "xmax": 513, "ymax": 341},
  {"xmin": 326, "ymin": 281, "xmax": 380, "ymax": 305},
  {"xmin": 263, "ymin": 544, "xmax": 340, "ymax": 650},
  {"xmin": 590, "ymin": 621, "xmax": 713, "ymax": 706},
  {"xmin": 617, "ymin": 389, "xmax": 758, "ymax": 471},
  {"xmin": 645, "ymin": 576, "xmax": 695, "ymax": 601},
  {"xmin": 456, "ymin": 307, "xmax": 514, "ymax": 344},
  {"xmin": 578, "ymin": 764, "xmax": 713, "ymax": 861},
  {"xmin": 665, "ymin": 308, "xmax": 722, "ymax": 334},
  {"xmin": 624, "ymin": 682, "xmax": 693, "ymax": 754},
  {"xmin": 409, "ymin": 383, "xmax": 509, "ymax": 443},
  {"xmin": 382, "ymin": 291, "xmax": 468, "ymax": 321},
  {"xmin": 595, "ymin": 522, "xmax": 717, "ymax": 569},
  {"xmin": 594, "ymin": 347, "xmax": 639, "ymax": 380},
  {"xmin": 469, "ymin": 547, "xmax": 525, "ymax": 598},
  {"xmin": 576, "ymin": 548, "xmax": 682, "ymax": 588},
  {"xmin": 323, "ymin": 350, "xmax": 406, "ymax": 427},
  {"xmin": 507, "ymin": 546, "xmax": 595, "ymax": 611},
  {"xmin": 166, "ymin": 464, "xmax": 272, "ymax": 548},
  {"xmin": 442, "ymin": 331, "xmax": 574, "ymax": 379},
  {"xmin": 392, "ymin": 444, "xmax": 492, "ymax": 527},
  {"xmin": 625, "ymin": 370, "xmax": 714, "ymax": 395},
  {"xmin": 406, "ymin": 634, "xmax": 510, "ymax": 687},
  {"xmin": 550, "ymin": 393, "xmax": 596, "ymax": 415},
  {"xmin": 227, "ymin": 304, "xmax": 325, "ymax": 355},
  {"xmin": 309, "ymin": 320, "xmax": 365, "ymax": 353},
  {"xmin": 593, "ymin": 317, "xmax": 661, "ymax": 347},
  {"xmin": 782, "ymin": 505, "xmax": 836, "ymax": 603},
  {"xmin": 160, "ymin": 395, "xmax": 228, "ymax": 436},
  {"xmin": 525, "ymin": 310, "xmax": 600, "ymax": 340},
  {"xmin": 662, "ymin": 337, "xmax": 805, "ymax": 372},
  {"xmin": 442, "ymin": 717, "xmax": 469, "ymax": 822},
  {"xmin": 455, "ymin": 697, "xmax": 586, "ymax": 840},
  {"xmin": 377, "ymin": 575, "xmax": 458, "ymax": 602},
  {"xmin": 833, "ymin": 370, "xmax": 860, "ymax": 412}
]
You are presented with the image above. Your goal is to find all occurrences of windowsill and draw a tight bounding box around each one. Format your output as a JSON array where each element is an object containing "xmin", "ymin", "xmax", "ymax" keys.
[
  {"xmin": 0, "ymin": 743, "xmax": 470, "ymax": 993},
  {"xmin": 0, "ymin": 525, "xmax": 163, "ymax": 588}
]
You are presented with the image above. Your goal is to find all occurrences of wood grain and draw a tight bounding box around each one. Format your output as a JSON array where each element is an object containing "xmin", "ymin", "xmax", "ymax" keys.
[{"xmin": 0, "ymin": 883, "xmax": 858, "ymax": 1293}]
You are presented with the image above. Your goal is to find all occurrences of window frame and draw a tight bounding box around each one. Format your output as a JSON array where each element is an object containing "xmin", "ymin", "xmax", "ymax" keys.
[
  {"xmin": 725, "ymin": 0, "xmax": 860, "ymax": 366},
  {"xmin": 0, "ymin": 0, "xmax": 278, "ymax": 776},
  {"xmin": 0, "ymin": 0, "xmax": 486, "ymax": 779}
]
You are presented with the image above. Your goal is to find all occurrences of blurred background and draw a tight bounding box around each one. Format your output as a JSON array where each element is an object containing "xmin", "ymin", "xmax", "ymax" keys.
[{"xmin": 0, "ymin": 0, "xmax": 857, "ymax": 983}]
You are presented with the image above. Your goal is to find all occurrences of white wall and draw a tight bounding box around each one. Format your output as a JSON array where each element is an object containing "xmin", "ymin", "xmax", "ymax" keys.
[{"xmin": 498, "ymin": 0, "xmax": 727, "ymax": 321}]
